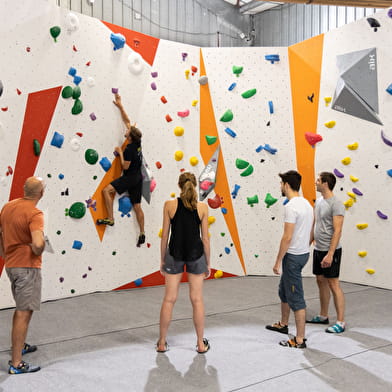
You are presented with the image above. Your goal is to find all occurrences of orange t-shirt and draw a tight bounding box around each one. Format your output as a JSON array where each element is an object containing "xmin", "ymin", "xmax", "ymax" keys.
[{"xmin": 0, "ymin": 198, "xmax": 44, "ymax": 268}]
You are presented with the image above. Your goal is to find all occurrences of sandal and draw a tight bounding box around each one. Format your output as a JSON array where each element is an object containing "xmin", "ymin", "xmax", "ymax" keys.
[
  {"xmin": 196, "ymin": 338, "xmax": 210, "ymax": 354},
  {"xmin": 266, "ymin": 321, "xmax": 288, "ymax": 334},
  {"xmin": 156, "ymin": 341, "xmax": 169, "ymax": 353}
]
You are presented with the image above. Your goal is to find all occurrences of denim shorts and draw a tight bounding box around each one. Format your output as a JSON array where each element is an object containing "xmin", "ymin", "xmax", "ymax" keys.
[
  {"xmin": 163, "ymin": 250, "xmax": 208, "ymax": 275},
  {"xmin": 278, "ymin": 252, "xmax": 309, "ymax": 311}
]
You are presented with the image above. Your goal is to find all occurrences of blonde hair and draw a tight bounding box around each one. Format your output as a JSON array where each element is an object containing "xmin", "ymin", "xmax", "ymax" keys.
[{"xmin": 178, "ymin": 172, "xmax": 198, "ymax": 210}]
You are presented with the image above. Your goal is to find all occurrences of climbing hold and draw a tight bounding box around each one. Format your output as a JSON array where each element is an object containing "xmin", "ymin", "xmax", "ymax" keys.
[
  {"xmin": 150, "ymin": 178, "xmax": 157, "ymax": 193},
  {"xmin": 224, "ymin": 246, "xmax": 230, "ymax": 254},
  {"xmin": 165, "ymin": 114, "xmax": 172, "ymax": 122},
  {"xmin": 177, "ymin": 109, "xmax": 190, "ymax": 118},
  {"xmin": 324, "ymin": 97, "xmax": 332, "ymax": 106},
  {"xmin": 214, "ymin": 270, "xmax": 223, "ymax": 279},
  {"xmin": 89, "ymin": 112, "xmax": 96, "ymax": 121},
  {"xmin": 352, "ymin": 188, "xmax": 363, "ymax": 196},
  {"xmin": 71, "ymin": 99, "xmax": 83, "ymax": 115},
  {"xmin": 228, "ymin": 83, "xmax": 237, "ymax": 91},
  {"xmin": 265, "ymin": 54, "xmax": 280, "ymax": 64},
  {"xmin": 85, "ymin": 198, "xmax": 96, "ymax": 211},
  {"xmin": 50, "ymin": 26, "xmax": 61, "ymax": 42},
  {"xmin": 347, "ymin": 192, "xmax": 357, "ymax": 201},
  {"xmin": 381, "ymin": 130, "xmax": 392, "ymax": 147},
  {"xmin": 70, "ymin": 138, "xmax": 80, "ymax": 151},
  {"xmin": 181, "ymin": 52, "xmax": 188, "ymax": 61},
  {"xmin": 0, "ymin": 80, "xmax": 3, "ymax": 97},
  {"xmin": 58, "ymin": 173, "xmax": 64, "ymax": 180},
  {"xmin": 72, "ymin": 86, "xmax": 81, "ymax": 100},
  {"xmin": 220, "ymin": 109, "xmax": 233, "ymax": 122},
  {"xmin": 366, "ymin": 268, "xmax": 375, "ymax": 275},
  {"xmin": 347, "ymin": 142, "xmax": 358, "ymax": 150},
  {"xmin": 232, "ymin": 66, "xmax": 243, "ymax": 77},
  {"xmin": 231, "ymin": 184, "xmax": 240, "ymax": 199},
  {"xmin": 343, "ymin": 199, "xmax": 354, "ymax": 209},
  {"xmin": 73, "ymin": 75, "xmax": 82, "ymax": 85},
  {"xmin": 68, "ymin": 202, "xmax": 86, "ymax": 219},
  {"xmin": 358, "ymin": 251, "xmax": 367, "ymax": 257},
  {"xmin": 155, "ymin": 161, "xmax": 162, "ymax": 169},
  {"xmin": 160, "ymin": 96, "xmax": 167, "ymax": 104},
  {"xmin": 87, "ymin": 77, "xmax": 95, "ymax": 87},
  {"xmin": 185, "ymin": 70, "xmax": 190, "ymax": 79},
  {"xmin": 61, "ymin": 86, "xmax": 73, "ymax": 99},
  {"xmin": 151, "ymin": 71, "xmax": 158, "ymax": 78},
  {"xmin": 264, "ymin": 193, "xmax": 278, "ymax": 208},
  {"xmin": 205, "ymin": 136, "xmax": 217, "ymax": 145},
  {"xmin": 367, "ymin": 17, "xmax": 380, "ymax": 32},
  {"xmin": 191, "ymin": 100, "xmax": 198, "ymax": 107},
  {"xmin": 387, "ymin": 169, "xmax": 392, "ymax": 177},
  {"xmin": 240, "ymin": 165, "xmax": 254, "ymax": 177},
  {"xmin": 72, "ymin": 240, "xmax": 83, "ymax": 250},
  {"xmin": 65, "ymin": 12, "xmax": 79, "ymax": 32},
  {"xmin": 158, "ymin": 228, "xmax": 163, "ymax": 238},
  {"xmin": 350, "ymin": 175, "xmax": 359, "ymax": 182},
  {"xmin": 268, "ymin": 101, "xmax": 274, "ymax": 114},
  {"xmin": 200, "ymin": 180, "xmax": 213, "ymax": 191},
  {"xmin": 307, "ymin": 93, "xmax": 314, "ymax": 103},
  {"xmin": 263, "ymin": 144, "xmax": 277, "ymax": 155},
  {"xmin": 376, "ymin": 210, "xmax": 388, "ymax": 219},
  {"xmin": 341, "ymin": 157, "xmax": 351, "ymax": 165},
  {"xmin": 85, "ymin": 149, "xmax": 98, "ymax": 164},
  {"xmin": 110, "ymin": 32, "xmax": 126, "ymax": 50},
  {"xmin": 247, "ymin": 195, "xmax": 259, "ymax": 206},
  {"xmin": 207, "ymin": 216, "xmax": 216, "ymax": 225},
  {"xmin": 174, "ymin": 151, "xmax": 183, "ymax": 161},
  {"xmin": 324, "ymin": 121, "xmax": 336, "ymax": 128},
  {"xmin": 99, "ymin": 157, "xmax": 112, "ymax": 172},
  {"xmin": 151, "ymin": 82, "xmax": 157, "ymax": 90},
  {"xmin": 189, "ymin": 157, "xmax": 199, "ymax": 166},
  {"xmin": 111, "ymin": 88, "xmax": 119, "ymax": 94},
  {"xmin": 191, "ymin": 65, "xmax": 198, "ymax": 75},
  {"xmin": 334, "ymin": 169, "xmax": 344, "ymax": 178},
  {"xmin": 50, "ymin": 131, "xmax": 64, "ymax": 148},
  {"xmin": 241, "ymin": 89, "xmax": 256, "ymax": 99},
  {"xmin": 127, "ymin": 52, "xmax": 144, "ymax": 74},
  {"xmin": 198, "ymin": 75, "xmax": 208, "ymax": 85},
  {"xmin": 356, "ymin": 223, "xmax": 368, "ymax": 230},
  {"xmin": 174, "ymin": 126, "xmax": 184, "ymax": 136},
  {"xmin": 224, "ymin": 128, "xmax": 236, "ymax": 138},
  {"xmin": 208, "ymin": 194, "xmax": 222, "ymax": 209},
  {"xmin": 236, "ymin": 159, "xmax": 249, "ymax": 169},
  {"xmin": 386, "ymin": 84, "xmax": 392, "ymax": 95},
  {"xmin": 134, "ymin": 278, "xmax": 143, "ymax": 287},
  {"xmin": 68, "ymin": 67, "xmax": 77, "ymax": 76},
  {"xmin": 221, "ymin": 207, "xmax": 227, "ymax": 214},
  {"xmin": 33, "ymin": 139, "xmax": 41, "ymax": 156},
  {"xmin": 305, "ymin": 132, "xmax": 323, "ymax": 146},
  {"xmin": 118, "ymin": 195, "xmax": 132, "ymax": 217}
]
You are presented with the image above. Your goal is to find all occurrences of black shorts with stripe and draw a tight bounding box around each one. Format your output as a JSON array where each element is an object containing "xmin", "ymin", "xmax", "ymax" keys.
[{"xmin": 313, "ymin": 248, "xmax": 342, "ymax": 278}]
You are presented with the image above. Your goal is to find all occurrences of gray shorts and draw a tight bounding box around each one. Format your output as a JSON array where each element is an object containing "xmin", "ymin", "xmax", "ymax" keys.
[
  {"xmin": 163, "ymin": 250, "xmax": 208, "ymax": 275},
  {"xmin": 6, "ymin": 268, "xmax": 42, "ymax": 311},
  {"xmin": 278, "ymin": 252, "xmax": 309, "ymax": 311}
]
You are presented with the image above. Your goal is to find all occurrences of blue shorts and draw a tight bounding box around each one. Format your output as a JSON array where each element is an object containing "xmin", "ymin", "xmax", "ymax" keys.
[
  {"xmin": 163, "ymin": 250, "xmax": 208, "ymax": 275},
  {"xmin": 278, "ymin": 252, "xmax": 309, "ymax": 311}
]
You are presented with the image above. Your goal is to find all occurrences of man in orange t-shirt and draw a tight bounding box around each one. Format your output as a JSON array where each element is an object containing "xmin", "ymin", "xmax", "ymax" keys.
[{"xmin": 0, "ymin": 176, "xmax": 45, "ymax": 374}]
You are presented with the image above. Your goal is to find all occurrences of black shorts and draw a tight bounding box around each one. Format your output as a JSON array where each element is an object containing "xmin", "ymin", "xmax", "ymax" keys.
[
  {"xmin": 163, "ymin": 250, "xmax": 208, "ymax": 275},
  {"xmin": 313, "ymin": 248, "xmax": 342, "ymax": 278},
  {"xmin": 111, "ymin": 174, "xmax": 142, "ymax": 204}
]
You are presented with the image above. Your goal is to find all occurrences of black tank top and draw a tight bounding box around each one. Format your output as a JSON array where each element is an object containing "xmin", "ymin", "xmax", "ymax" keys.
[{"xmin": 168, "ymin": 198, "xmax": 204, "ymax": 261}]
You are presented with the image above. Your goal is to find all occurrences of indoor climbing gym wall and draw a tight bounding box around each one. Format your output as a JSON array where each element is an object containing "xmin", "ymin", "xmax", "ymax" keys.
[{"xmin": 0, "ymin": 0, "xmax": 391, "ymax": 309}]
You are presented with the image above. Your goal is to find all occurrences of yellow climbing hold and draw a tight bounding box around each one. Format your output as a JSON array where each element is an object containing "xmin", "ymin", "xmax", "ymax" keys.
[
  {"xmin": 366, "ymin": 268, "xmax": 375, "ymax": 275},
  {"xmin": 170, "ymin": 192, "xmax": 176, "ymax": 198},
  {"xmin": 344, "ymin": 199, "xmax": 354, "ymax": 209},
  {"xmin": 341, "ymin": 157, "xmax": 351, "ymax": 165},
  {"xmin": 185, "ymin": 69, "xmax": 190, "ymax": 79},
  {"xmin": 174, "ymin": 150, "xmax": 184, "ymax": 161},
  {"xmin": 214, "ymin": 270, "xmax": 223, "ymax": 279},
  {"xmin": 158, "ymin": 228, "xmax": 163, "ymax": 238},
  {"xmin": 350, "ymin": 175, "xmax": 359, "ymax": 182},
  {"xmin": 358, "ymin": 251, "xmax": 367, "ymax": 257},
  {"xmin": 347, "ymin": 142, "xmax": 358, "ymax": 150},
  {"xmin": 189, "ymin": 156, "xmax": 199, "ymax": 166},
  {"xmin": 347, "ymin": 192, "xmax": 357, "ymax": 201},
  {"xmin": 191, "ymin": 100, "xmax": 198, "ymax": 107},
  {"xmin": 174, "ymin": 126, "xmax": 184, "ymax": 136},
  {"xmin": 324, "ymin": 97, "xmax": 332, "ymax": 106},
  {"xmin": 324, "ymin": 121, "xmax": 336, "ymax": 128},
  {"xmin": 208, "ymin": 216, "xmax": 216, "ymax": 225},
  {"xmin": 356, "ymin": 223, "xmax": 368, "ymax": 230}
]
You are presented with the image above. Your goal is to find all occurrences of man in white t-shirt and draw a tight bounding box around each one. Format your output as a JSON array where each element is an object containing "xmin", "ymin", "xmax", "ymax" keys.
[{"xmin": 266, "ymin": 170, "xmax": 313, "ymax": 348}]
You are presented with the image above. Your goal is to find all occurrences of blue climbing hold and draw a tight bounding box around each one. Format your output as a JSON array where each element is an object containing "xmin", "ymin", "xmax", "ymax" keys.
[
  {"xmin": 231, "ymin": 184, "xmax": 241, "ymax": 199},
  {"xmin": 50, "ymin": 131, "xmax": 64, "ymax": 148},
  {"xmin": 110, "ymin": 33, "xmax": 126, "ymax": 50},
  {"xmin": 268, "ymin": 101, "xmax": 274, "ymax": 114},
  {"xmin": 221, "ymin": 207, "xmax": 228, "ymax": 214},
  {"xmin": 228, "ymin": 82, "xmax": 237, "ymax": 91},
  {"xmin": 99, "ymin": 157, "xmax": 112, "ymax": 172},
  {"xmin": 224, "ymin": 128, "xmax": 237, "ymax": 138},
  {"xmin": 265, "ymin": 54, "xmax": 280, "ymax": 64},
  {"xmin": 68, "ymin": 67, "xmax": 77, "ymax": 76},
  {"xmin": 72, "ymin": 240, "xmax": 83, "ymax": 250},
  {"xmin": 118, "ymin": 195, "xmax": 132, "ymax": 217},
  {"xmin": 224, "ymin": 247, "xmax": 230, "ymax": 254}
]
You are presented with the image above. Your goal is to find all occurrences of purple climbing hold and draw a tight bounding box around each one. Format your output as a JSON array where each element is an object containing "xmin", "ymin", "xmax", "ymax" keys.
[
  {"xmin": 352, "ymin": 188, "xmax": 363, "ymax": 196},
  {"xmin": 333, "ymin": 168, "xmax": 344, "ymax": 178}
]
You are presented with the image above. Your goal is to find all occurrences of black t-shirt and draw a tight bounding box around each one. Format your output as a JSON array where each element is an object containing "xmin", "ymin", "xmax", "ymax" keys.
[{"xmin": 123, "ymin": 142, "xmax": 142, "ymax": 176}]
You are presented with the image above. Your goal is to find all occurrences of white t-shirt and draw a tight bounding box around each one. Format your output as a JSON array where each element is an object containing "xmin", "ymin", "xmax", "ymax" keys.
[{"xmin": 284, "ymin": 196, "xmax": 314, "ymax": 255}]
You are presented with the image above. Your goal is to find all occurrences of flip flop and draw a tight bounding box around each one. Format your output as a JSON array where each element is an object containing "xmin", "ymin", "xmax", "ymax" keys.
[
  {"xmin": 156, "ymin": 341, "xmax": 169, "ymax": 353},
  {"xmin": 196, "ymin": 338, "xmax": 210, "ymax": 354}
]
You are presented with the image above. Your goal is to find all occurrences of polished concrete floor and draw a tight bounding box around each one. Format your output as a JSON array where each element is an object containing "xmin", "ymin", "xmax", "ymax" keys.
[{"xmin": 0, "ymin": 276, "xmax": 391, "ymax": 391}]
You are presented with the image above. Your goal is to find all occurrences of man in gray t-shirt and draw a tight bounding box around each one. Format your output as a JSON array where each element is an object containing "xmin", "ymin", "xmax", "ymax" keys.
[{"xmin": 308, "ymin": 172, "xmax": 346, "ymax": 334}]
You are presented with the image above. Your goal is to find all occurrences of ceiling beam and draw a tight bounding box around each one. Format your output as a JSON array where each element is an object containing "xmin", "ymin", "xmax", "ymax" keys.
[{"xmin": 258, "ymin": 0, "xmax": 390, "ymax": 7}]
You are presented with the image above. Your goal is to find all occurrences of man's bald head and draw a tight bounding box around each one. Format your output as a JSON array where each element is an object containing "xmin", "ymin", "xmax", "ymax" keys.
[{"xmin": 24, "ymin": 176, "xmax": 45, "ymax": 200}]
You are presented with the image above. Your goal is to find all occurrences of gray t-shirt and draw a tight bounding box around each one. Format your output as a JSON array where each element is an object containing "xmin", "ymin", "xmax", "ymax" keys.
[{"xmin": 314, "ymin": 196, "xmax": 345, "ymax": 251}]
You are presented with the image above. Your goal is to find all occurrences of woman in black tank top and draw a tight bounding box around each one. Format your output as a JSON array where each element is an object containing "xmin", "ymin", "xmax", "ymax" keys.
[{"xmin": 157, "ymin": 172, "xmax": 211, "ymax": 354}]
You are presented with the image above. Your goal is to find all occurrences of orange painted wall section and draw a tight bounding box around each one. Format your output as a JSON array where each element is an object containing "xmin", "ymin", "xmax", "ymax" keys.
[
  {"xmin": 288, "ymin": 34, "xmax": 324, "ymax": 204},
  {"xmin": 199, "ymin": 49, "xmax": 245, "ymax": 275}
]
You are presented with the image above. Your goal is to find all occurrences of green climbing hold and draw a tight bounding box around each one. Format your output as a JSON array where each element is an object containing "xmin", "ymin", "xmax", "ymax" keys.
[
  {"xmin": 220, "ymin": 232, "xmax": 225, "ymax": 237},
  {"xmin": 56, "ymin": 230, "xmax": 61, "ymax": 235},
  {"xmin": 236, "ymin": 159, "xmax": 249, "ymax": 169},
  {"xmin": 62, "ymin": 250, "xmax": 66, "ymax": 254},
  {"xmin": 205, "ymin": 135, "xmax": 217, "ymax": 145},
  {"xmin": 247, "ymin": 195, "xmax": 259, "ymax": 205},
  {"xmin": 85, "ymin": 149, "xmax": 99, "ymax": 165},
  {"xmin": 68, "ymin": 202, "xmax": 86, "ymax": 219},
  {"xmin": 232, "ymin": 66, "xmax": 243, "ymax": 77},
  {"xmin": 62, "ymin": 86, "xmax": 73, "ymax": 99},
  {"xmin": 72, "ymin": 86, "xmax": 81, "ymax": 100},
  {"xmin": 112, "ymin": 251, "xmax": 117, "ymax": 256},
  {"xmin": 33, "ymin": 139, "xmax": 41, "ymax": 156},
  {"xmin": 71, "ymin": 99, "xmax": 83, "ymax": 115},
  {"xmin": 254, "ymin": 254, "xmax": 259, "ymax": 258},
  {"xmin": 241, "ymin": 89, "xmax": 257, "ymax": 99},
  {"xmin": 220, "ymin": 109, "xmax": 233, "ymax": 122},
  {"xmin": 47, "ymin": 174, "xmax": 52, "ymax": 178},
  {"xmin": 93, "ymin": 175, "xmax": 97, "ymax": 180},
  {"xmin": 71, "ymin": 289, "xmax": 75, "ymax": 294},
  {"xmin": 264, "ymin": 193, "xmax": 278, "ymax": 208},
  {"xmin": 241, "ymin": 165, "xmax": 254, "ymax": 177},
  {"xmin": 50, "ymin": 26, "xmax": 61, "ymax": 42}
]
